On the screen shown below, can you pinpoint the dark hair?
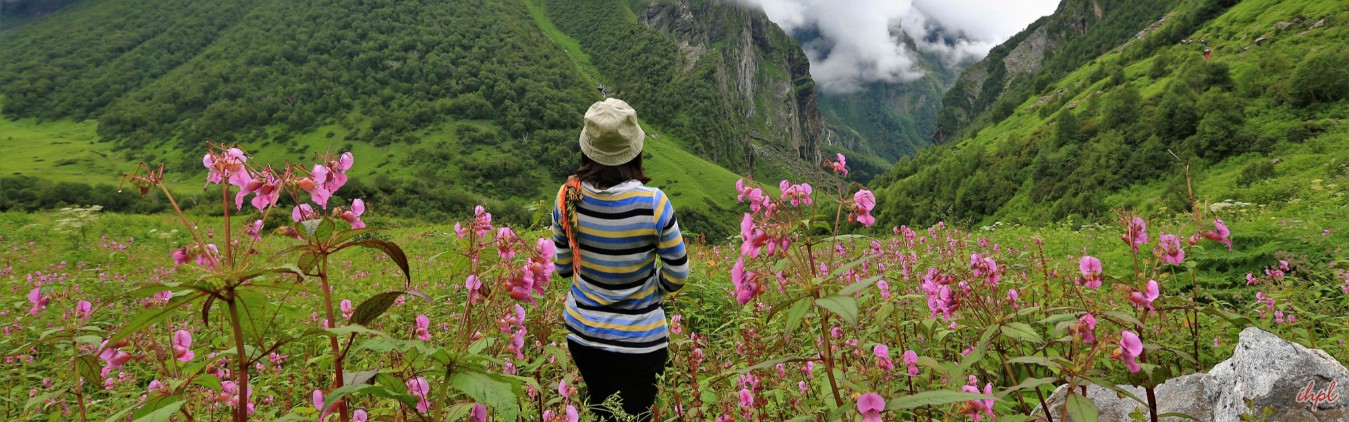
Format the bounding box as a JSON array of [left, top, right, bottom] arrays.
[[574, 154, 650, 189]]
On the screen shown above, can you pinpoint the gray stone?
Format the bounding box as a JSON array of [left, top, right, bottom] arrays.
[[1037, 328, 1348, 421]]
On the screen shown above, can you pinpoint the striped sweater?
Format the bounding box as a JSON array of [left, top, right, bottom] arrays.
[[551, 180, 689, 354]]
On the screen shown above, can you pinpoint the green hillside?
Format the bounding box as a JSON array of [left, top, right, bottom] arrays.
[[934, 0, 1187, 143], [876, 0, 1348, 228], [0, 0, 751, 234]]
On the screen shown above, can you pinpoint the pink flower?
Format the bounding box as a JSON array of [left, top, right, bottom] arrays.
[[970, 253, 1000, 286], [340, 299, 354, 319], [299, 152, 353, 208], [406, 377, 430, 413], [779, 181, 814, 207], [1078, 256, 1103, 289], [173, 330, 194, 363], [313, 389, 341, 421], [465, 275, 482, 296], [470, 403, 488, 422], [340, 199, 366, 229], [1007, 289, 1019, 308], [959, 383, 995, 421], [353, 409, 368, 422], [1203, 219, 1232, 251], [873, 344, 893, 372], [920, 268, 959, 320], [1122, 217, 1149, 253], [670, 314, 683, 335], [564, 405, 579, 422], [1116, 331, 1143, 373], [1077, 313, 1097, 343], [415, 315, 431, 341], [903, 350, 919, 376], [235, 167, 281, 211], [75, 300, 93, 320], [731, 258, 763, 305], [203, 148, 250, 187], [171, 248, 190, 266], [292, 204, 317, 222], [245, 219, 264, 242], [98, 340, 133, 377], [856, 393, 884, 422], [738, 388, 754, 409], [830, 153, 849, 176], [1158, 234, 1185, 265], [27, 287, 49, 315], [851, 190, 877, 227], [739, 214, 769, 257], [1129, 280, 1160, 312]]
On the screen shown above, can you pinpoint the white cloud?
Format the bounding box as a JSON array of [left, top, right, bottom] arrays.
[[741, 0, 1059, 93]]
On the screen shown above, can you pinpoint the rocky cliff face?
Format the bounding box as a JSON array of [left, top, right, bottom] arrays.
[[639, 0, 823, 175]]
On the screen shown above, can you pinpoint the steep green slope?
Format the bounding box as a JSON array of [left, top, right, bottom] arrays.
[[933, 0, 1186, 143], [0, 0, 749, 235], [875, 0, 1348, 227]]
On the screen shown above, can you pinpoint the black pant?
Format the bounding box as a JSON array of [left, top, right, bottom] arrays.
[[567, 340, 668, 422]]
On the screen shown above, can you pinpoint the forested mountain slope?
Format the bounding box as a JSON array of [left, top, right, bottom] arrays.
[[875, 0, 1348, 227], [0, 0, 834, 234], [933, 0, 1184, 143]]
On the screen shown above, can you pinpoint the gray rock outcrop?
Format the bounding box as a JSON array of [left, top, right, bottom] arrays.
[[1039, 327, 1348, 421]]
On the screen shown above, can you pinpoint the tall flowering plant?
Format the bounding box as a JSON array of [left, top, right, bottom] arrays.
[[112, 144, 411, 422]]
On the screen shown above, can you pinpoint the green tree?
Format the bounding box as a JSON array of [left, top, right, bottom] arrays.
[[1102, 85, 1142, 130], [1288, 49, 1349, 106], [1154, 82, 1199, 142], [1054, 109, 1082, 146]]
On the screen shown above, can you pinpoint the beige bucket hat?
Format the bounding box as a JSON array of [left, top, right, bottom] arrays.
[[579, 98, 645, 166]]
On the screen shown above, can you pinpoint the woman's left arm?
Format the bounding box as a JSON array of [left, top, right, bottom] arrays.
[[653, 190, 688, 293]]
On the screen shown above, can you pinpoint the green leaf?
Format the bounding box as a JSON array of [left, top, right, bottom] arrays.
[[998, 377, 1059, 399], [766, 295, 808, 322], [450, 367, 523, 421], [1157, 412, 1202, 420], [1064, 393, 1099, 422], [192, 375, 222, 391], [1006, 356, 1060, 371], [814, 254, 875, 285], [300, 219, 323, 238], [345, 368, 380, 386], [332, 227, 377, 245], [1102, 311, 1144, 330], [297, 251, 320, 275], [836, 275, 883, 297], [107, 291, 208, 347], [814, 294, 858, 325], [75, 355, 100, 391], [959, 324, 1000, 372], [313, 218, 338, 242], [351, 291, 406, 326], [1080, 375, 1147, 405], [131, 395, 184, 422], [784, 298, 811, 333], [238, 264, 304, 283], [1001, 322, 1044, 344], [322, 383, 418, 411], [341, 239, 411, 284], [884, 390, 995, 410]]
